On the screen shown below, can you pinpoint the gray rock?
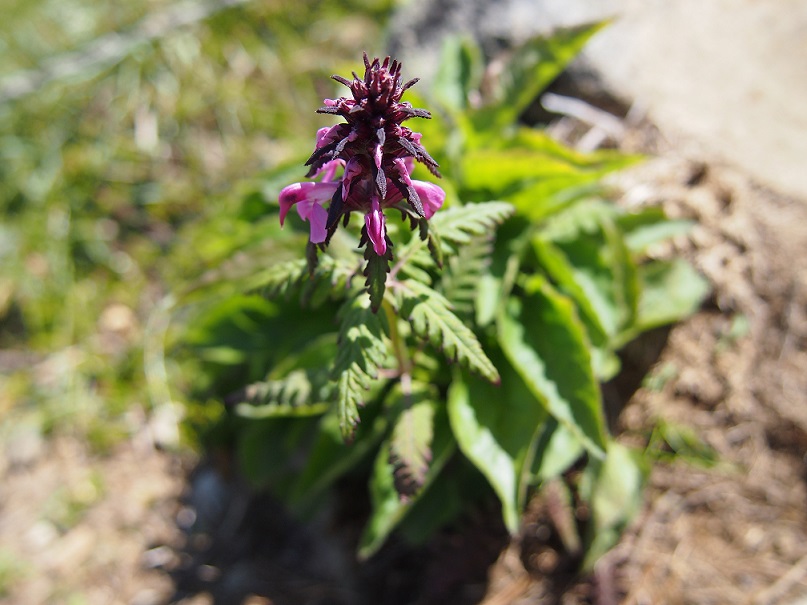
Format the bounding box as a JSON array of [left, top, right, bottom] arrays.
[[390, 0, 807, 199]]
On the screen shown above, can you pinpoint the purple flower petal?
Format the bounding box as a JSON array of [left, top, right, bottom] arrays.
[[278, 182, 338, 244], [412, 180, 445, 219], [297, 199, 329, 243], [365, 196, 387, 256], [342, 157, 363, 201]]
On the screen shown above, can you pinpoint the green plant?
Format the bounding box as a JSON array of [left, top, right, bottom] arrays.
[[169, 24, 709, 564]]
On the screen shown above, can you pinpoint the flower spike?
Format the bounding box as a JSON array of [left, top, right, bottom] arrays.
[[278, 52, 445, 268]]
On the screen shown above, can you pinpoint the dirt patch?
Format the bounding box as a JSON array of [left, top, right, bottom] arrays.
[[0, 431, 184, 605]]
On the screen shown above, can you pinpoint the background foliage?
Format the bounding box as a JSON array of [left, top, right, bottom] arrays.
[[0, 0, 393, 448]]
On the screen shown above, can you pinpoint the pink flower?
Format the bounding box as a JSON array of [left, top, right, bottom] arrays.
[[277, 53, 444, 256], [278, 181, 336, 243]]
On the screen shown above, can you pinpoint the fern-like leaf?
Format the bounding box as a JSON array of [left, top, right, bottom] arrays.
[[332, 295, 391, 440], [386, 382, 438, 499], [440, 234, 494, 319], [364, 245, 392, 313], [250, 255, 354, 305], [389, 400, 435, 499], [229, 369, 331, 418], [392, 279, 500, 383], [429, 201, 514, 254]]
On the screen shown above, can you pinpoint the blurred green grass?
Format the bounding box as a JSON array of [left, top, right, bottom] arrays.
[[0, 0, 395, 450]]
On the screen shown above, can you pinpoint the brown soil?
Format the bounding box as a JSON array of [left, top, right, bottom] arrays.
[[2, 123, 807, 604]]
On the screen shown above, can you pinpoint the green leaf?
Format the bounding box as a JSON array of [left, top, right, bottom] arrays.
[[542, 202, 640, 342], [498, 278, 607, 457], [388, 383, 438, 498], [364, 242, 392, 313], [392, 279, 500, 383], [633, 258, 710, 333], [250, 254, 354, 306], [473, 22, 608, 129], [433, 35, 484, 112], [531, 418, 585, 483], [358, 404, 455, 559], [232, 369, 331, 419], [331, 295, 391, 440], [447, 365, 546, 533], [532, 236, 608, 346], [428, 201, 515, 254], [582, 442, 649, 569], [461, 149, 607, 194], [440, 233, 494, 319], [289, 408, 389, 512], [237, 417, 314, 489], [617, 207, 695, 254]]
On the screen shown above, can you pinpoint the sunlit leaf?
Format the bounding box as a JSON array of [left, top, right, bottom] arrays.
[[633, 258, 710, 334], [531, 418, 585, 483], [498, 278, 607, 457], [331, 295, 391, 440], [392, 279, 499, 382], [472, 22, 608, 129], [447, 363, 546, 533]]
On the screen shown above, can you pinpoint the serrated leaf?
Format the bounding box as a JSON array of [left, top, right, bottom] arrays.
[[232, 369, 330, 419], [331, 296, 391, 440], [393, 279, 499, 383], [429, 201, 514, 254], [358, 404, 455, 559], [498, 279, 607, 457], [250, 254, 354, 305], [364, 244, 392, 313], [440, 234, 494, 319], [388, 385, 437, 498]]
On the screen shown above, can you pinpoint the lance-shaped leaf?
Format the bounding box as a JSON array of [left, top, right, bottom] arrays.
[[358, 403, 455, 559], [392, 279, 499, 383], [472, 22, 607, 130], [447, 364, 547, 533], [364, 241, 392, 313], [498, 277, 607, 457], [581, 441, 649, 570], [331, 295, 391, 440], [388, 384, 437, 498]]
